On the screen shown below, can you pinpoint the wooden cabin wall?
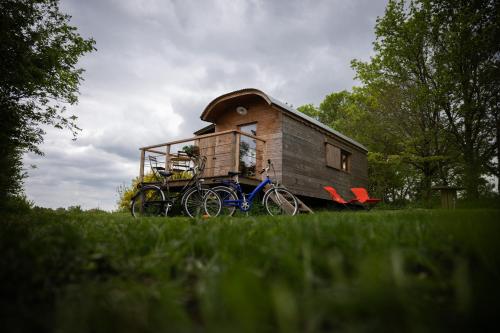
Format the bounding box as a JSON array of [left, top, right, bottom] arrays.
[[197, 132, 236, 178], [214, 101, 283, 182], [281, 113, 368, 200]]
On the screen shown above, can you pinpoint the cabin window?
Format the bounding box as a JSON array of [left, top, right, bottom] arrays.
[[326, 143, 350, 172], [238, 123, 257, 177], [340, 150, 350, 172], [239, 123, 257, 136]]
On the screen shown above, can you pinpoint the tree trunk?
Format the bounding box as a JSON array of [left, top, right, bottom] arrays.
[[497, 115, 500, 194], [421, 161, 433, 206], [463, 142, 481, 199]]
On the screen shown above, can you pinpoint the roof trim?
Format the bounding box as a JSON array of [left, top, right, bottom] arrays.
[[201, 88, 272, 121], [193, 123, 215, 136], [200, 88, 368, 151]]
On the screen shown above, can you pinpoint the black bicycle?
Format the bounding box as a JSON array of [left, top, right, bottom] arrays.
[[130, 153, 221, 218]]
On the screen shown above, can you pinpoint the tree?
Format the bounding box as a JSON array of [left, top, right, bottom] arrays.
[[299, 87, 422, 203], [298, 0, 499, 203], [429, 0, 500, 197], [0, 0, 95, 203], [351, 0, 455, 202], [351, 0, 499, 199]]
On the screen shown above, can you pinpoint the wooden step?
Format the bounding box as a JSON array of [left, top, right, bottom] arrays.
[[296, 196, 314, 214]]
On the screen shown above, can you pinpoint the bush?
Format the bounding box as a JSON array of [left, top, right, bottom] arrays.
[[2, 195, 33, 213], [117, 172, 193, 211]]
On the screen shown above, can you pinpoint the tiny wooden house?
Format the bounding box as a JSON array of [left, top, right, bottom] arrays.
[[139, 88, 368, 203]]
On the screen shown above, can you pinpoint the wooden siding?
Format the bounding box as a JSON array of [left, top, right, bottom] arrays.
[[197, 131, 267, 178], [198, 133, 238, 177], [281, 113, 368, 200], [212, 99, 283, 182]]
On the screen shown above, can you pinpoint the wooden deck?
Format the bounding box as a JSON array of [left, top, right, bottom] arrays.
[[138, 129, 267, 183], [162, 176, 262, 190]]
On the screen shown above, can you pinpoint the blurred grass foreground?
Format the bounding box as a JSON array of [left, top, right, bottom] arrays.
[[1, 209, 499, 332]]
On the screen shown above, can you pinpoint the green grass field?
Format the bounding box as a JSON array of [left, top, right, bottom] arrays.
[[1, 209, 499, 332]]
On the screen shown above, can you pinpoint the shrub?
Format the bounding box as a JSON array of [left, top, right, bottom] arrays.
[[116, 171, 193, 211]]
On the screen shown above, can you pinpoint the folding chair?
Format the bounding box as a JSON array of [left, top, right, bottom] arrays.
[[350, 188, 381, 209], [323, 186, 359, 209]]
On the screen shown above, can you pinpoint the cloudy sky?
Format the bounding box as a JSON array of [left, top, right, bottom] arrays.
[[23, 0, 388, 210]]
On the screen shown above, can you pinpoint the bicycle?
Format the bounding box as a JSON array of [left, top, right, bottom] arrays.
[[212, 159, 299, 216], [130, 153, 221, 218]]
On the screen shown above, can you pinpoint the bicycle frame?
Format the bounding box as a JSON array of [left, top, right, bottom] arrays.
[[133, 156, 207, 215], [222, 176, 273, 212]]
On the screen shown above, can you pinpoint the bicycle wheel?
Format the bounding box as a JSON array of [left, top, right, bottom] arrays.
[[183, 188, 221, 218], [264, 187, 299, 216], [204, 189, 222, 217], [212, 186, 238, 216], [131, 186, 165, 217]]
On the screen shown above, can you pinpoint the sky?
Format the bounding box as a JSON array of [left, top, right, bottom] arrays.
[[23, 0, 388, 211]]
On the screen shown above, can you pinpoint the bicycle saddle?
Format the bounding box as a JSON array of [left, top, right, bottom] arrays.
[[227, 171, 242, 176]]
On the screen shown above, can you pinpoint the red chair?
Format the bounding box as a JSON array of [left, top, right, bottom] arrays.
[[350, 188, 381, 208], [323, 186, 359, 209]]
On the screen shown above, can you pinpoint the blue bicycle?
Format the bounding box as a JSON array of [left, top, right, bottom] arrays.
[[212, 160, 299, 216]]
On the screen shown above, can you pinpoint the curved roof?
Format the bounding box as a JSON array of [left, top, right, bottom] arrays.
[[201, 88, 367, 151]]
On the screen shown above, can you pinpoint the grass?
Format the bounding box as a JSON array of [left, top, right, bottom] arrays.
[[1, 208, 499, 332]]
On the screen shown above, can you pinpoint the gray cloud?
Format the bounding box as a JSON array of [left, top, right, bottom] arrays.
[[23, 0, 387, 210]]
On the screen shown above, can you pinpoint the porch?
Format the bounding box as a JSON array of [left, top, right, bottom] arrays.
[[138, 130, 267, 187]]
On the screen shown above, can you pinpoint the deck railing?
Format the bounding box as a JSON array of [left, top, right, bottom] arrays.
[[138, 130, 266, 182]]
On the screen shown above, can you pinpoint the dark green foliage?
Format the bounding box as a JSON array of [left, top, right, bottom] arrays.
[[300, 0, 500, 203], [1, 209, 499, 332], [360, 0, 500, 199], [182, 145, 200, 157], [0, 0, 95, 204]]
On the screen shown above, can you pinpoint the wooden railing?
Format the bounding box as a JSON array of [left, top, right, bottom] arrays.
[[138, 130, 266, 182]]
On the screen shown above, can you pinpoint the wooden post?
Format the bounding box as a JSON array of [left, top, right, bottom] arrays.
[[234, 132, 240, 172], [262, 140, 268, 181], [139, 149, 145, 182], [165, 144, 170, 172], [441, 189, 456, 209], [431, 186, 462, 209]]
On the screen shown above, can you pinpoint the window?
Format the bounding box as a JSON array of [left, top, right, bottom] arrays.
[[341, 150, 350, 172], [326, 143, 340, 169], [239, 123, 257, 136], [326, 143, 350, 172], [238, 123, 257, 177]]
